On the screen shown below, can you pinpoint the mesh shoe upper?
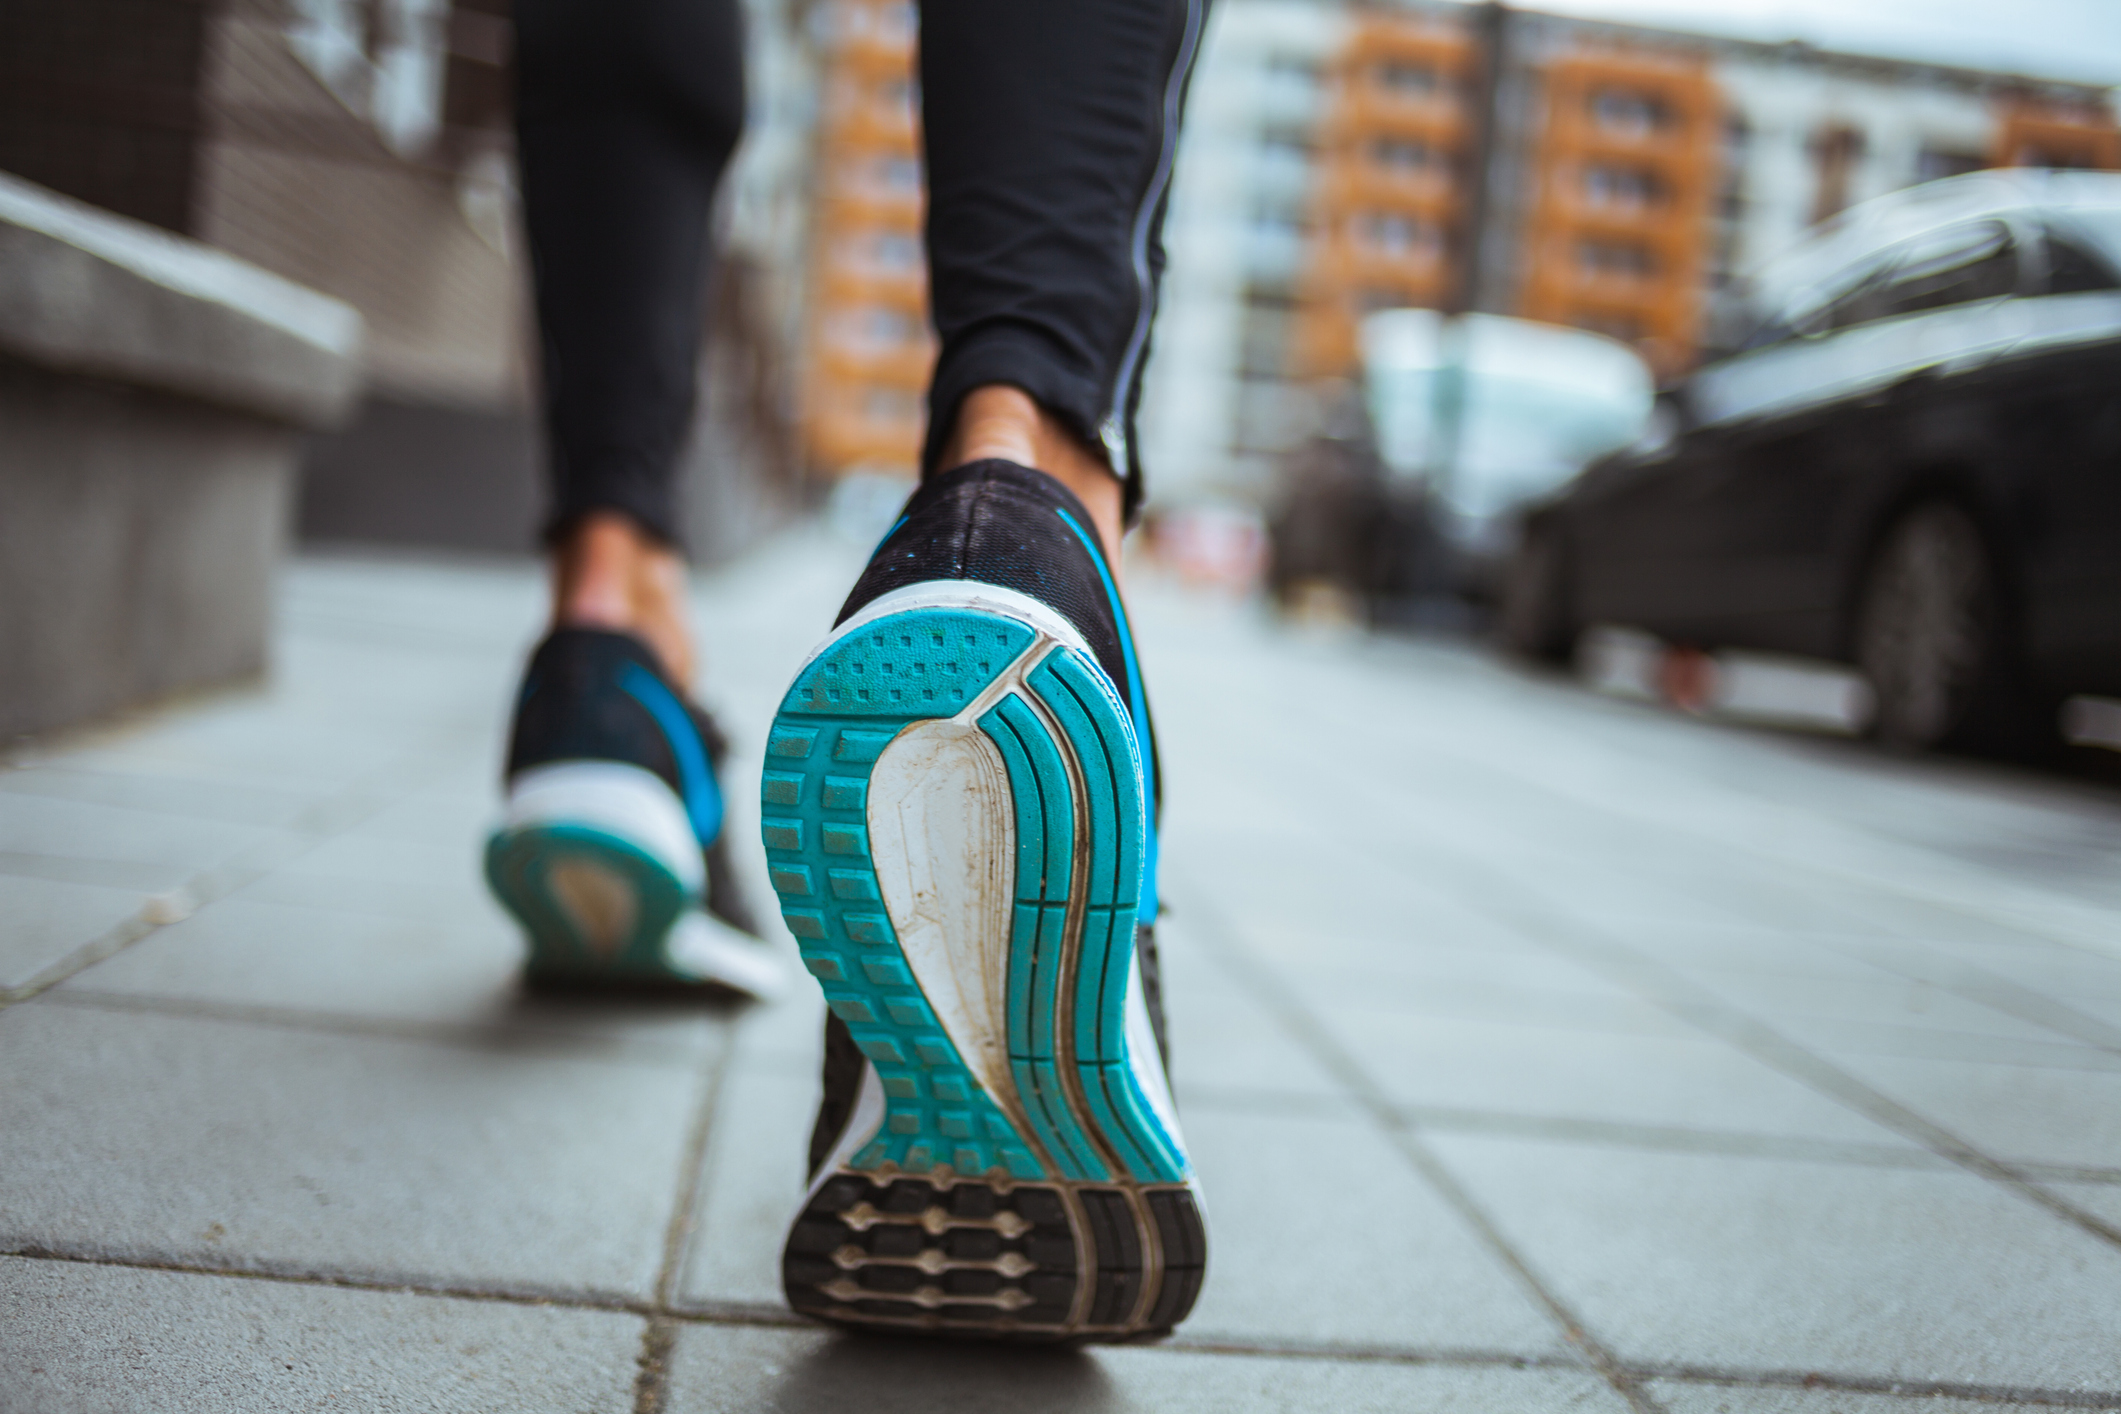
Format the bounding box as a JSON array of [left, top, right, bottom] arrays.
[[840, 460, 1131, 704]]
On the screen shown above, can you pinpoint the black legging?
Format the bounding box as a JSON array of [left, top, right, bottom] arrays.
[[515, 0, 1208, 547]]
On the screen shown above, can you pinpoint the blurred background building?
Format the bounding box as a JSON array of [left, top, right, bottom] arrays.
[[2, 0, 2113, 557], [1141, 0, 2120, 510]]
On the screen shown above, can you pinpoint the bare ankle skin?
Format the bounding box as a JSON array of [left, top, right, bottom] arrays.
[[550, 511, 696, 685], [937, 385, 1126, 570]]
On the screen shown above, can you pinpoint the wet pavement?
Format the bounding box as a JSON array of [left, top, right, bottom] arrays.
[[4, 528, 2119, 1412]]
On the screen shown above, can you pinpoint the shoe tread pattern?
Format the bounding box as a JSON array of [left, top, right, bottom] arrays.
[[783, 1173, 1206, 1338], [764, 611, 1046, 1180], [766, 603, 1204, 1337]]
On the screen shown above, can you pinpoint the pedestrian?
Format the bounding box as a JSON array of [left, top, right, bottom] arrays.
[[483, 0, 1209, 1339]]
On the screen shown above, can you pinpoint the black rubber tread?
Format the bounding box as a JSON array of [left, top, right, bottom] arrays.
[[1144, 1188, 1207, 1330], [784, 1172, 1201, 1338], [784, 1174, 1079, 1331]]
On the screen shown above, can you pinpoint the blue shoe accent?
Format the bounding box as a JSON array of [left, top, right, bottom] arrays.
[[617, 660, 725, 846], [1053, 507, 1159, 924], [762, 603, 1186, 1187]]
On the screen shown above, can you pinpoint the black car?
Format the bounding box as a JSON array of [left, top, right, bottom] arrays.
[[1503, 170, 2121, 752]]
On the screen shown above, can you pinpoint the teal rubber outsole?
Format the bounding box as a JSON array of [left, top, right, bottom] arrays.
[[485, 824, 691, 982], [761, 606, 1185, 1187]]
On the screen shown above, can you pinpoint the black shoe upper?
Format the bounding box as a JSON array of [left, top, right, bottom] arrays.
[[838, 459, 1135, 703], [839, 459, 1162, 841], [504, 627, 757, 935]]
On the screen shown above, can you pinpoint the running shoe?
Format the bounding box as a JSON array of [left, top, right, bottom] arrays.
[[487, 627, 784, 999], [764, 459, 1205, 1340]]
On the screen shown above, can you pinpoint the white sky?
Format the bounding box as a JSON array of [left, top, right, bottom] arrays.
[[1522, 0, 2121, 87]]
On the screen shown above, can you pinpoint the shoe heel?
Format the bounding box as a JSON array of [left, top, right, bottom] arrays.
[[487, 762, 701, 981]]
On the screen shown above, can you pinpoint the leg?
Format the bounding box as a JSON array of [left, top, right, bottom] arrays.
[[771, 0, 1210, 1339], [921, 0, 1209, 543], [486, 0, 782, 1000], [516, 0, 747, 684]]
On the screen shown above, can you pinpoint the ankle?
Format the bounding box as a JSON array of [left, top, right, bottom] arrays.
[[939, 385, 1125, 569], [551, 512, 696, 685]]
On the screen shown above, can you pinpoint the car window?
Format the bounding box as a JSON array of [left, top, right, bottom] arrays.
[[1869, 221, 2017, 320], [1739, 251, 1895, 350], [2043, 229, 2121, 295]]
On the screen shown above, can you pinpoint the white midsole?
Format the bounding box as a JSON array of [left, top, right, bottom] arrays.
[[500, 761, 704, 894], [667, 912, 787, 999]]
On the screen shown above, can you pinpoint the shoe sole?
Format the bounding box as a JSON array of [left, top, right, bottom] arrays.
[[763, 582, 1206, 1339], [488, 761, 781, 996], [486, 822, 691, 982]]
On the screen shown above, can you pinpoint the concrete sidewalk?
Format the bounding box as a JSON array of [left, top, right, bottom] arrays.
[[4, 529, 2120, 1412]]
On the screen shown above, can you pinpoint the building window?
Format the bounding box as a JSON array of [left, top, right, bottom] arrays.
[[1810, 124, 1865, 224], [1589, 88, 1669, 139], [1375, 61, 1441, 99], [1582, 163, 1665, 211], [837, 231, 923, 277], [872, 156, 923, 194], [1370, 137, 1434, 176], [1354, 211, 1440, 258], [828, 305, 921, 354], [286, 0, 450, 154], [1576, 237, 1655, 279]]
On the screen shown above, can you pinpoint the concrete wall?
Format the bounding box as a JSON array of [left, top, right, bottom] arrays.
[[0, 172, 361, 742], [0, 364, 293, 739]]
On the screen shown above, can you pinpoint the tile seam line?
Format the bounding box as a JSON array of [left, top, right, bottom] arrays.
[[0, 745, 461, 1009], [1416, 717, 2121, 973], [1636, 1361, 2121, 1409], [1475, 888, 2121, 1252], [32, 988, 712, 1069], [1280, 682, 2121, 981], [1276, 779, 2121, 1252], [9, 1244, 2114, 1403], [1167, 873, 1668, 1414], [635, 1019, 738, 1414], [1376, 1102, 2121, 1185], [1180, 1080, 2121, 1183]]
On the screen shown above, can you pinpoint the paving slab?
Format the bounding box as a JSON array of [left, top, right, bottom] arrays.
[[1818, 1052, 2121, 1168], [1333, 1009, 1912, 1147], [661, 1321, 1628, 1414], [1175, 1106, 1562, 1351], [1646, 1387, 2121, 1414], [0, 762, 322, 828], [676, 1059, 817, 1310], [1428, 1133, 2121, 1389], [0, 1255, 642, 1413], [1154, 922, 1346, 1101], [0, 872, 148, 992], [0, 790, 289, 878], [1773, 1016, 2121, 1072], [55, 895, 729, 1055], [0, 1002, 705, 1299]]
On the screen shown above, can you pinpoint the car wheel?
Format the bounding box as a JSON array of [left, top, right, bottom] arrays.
[[1499, 520, 1575, 664], [1855, 501, 2011, 751]]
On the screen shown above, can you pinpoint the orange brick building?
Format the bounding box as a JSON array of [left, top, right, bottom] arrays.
[[801, 1, 932, 479]]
